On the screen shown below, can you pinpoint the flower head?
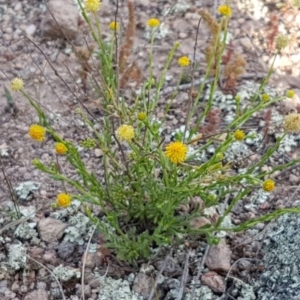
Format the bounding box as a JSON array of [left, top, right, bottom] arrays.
[[218, 5, 232, 17], [80, 138, 96, 149], [165, 141, 188, 164], [286, 89, 295, 98], [85, 0, 101, 13], [235, 95, 241, 103], [262, 179, 275, 192], [29, 124, 46, 142], [137, 112, 147, 121], [116, 124, 135, 141], [261, 93, 270, 102], [283, 113, 300, 133], [275, 34, 289, 51], [109, 21, 120, 31], [178, 56, 190, 67], [10, 77, 24, 92], [147, 18, 160, 28], [57, 193, 71, 207], [55, 142, 68, 155], [234, 129, 245, 141]]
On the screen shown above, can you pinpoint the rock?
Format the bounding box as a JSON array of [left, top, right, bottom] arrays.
[[94, 148, 103, 157], [201, 271, 225, 293], [37, 218, 68, 243], [237, 259, 252, 271], [41, 0, 79, 40], [76, 284, 91, 298], [205, 239, 232, 273], [237, 37, 253, 51], [43, 250, 57, 265], [189, 216, 211, 229], [289, 174, 300, 185], [81, 246, 105, 269], [24, 289, 49, 300], [11, 281, 19, 292], [154, 256, 182, 276], [25, 24, 37, 36], [132, 273, 152, 299], [58, 242, 75, 260]]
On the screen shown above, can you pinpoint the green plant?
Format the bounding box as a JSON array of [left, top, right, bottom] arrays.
[[16, 2, 300, 265]]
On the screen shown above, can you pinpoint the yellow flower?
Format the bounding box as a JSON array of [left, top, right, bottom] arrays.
[[165, 141, 188, 164], [262, 179, 275, 192], [147, 18, 160, 28], [55, 142, 68, 155], [116, 124, 135, 141], [109, 21, 120, 31], [261, 93, 270, 102], [234, 129, 245, 141], [10, 77, 24, 92], [178, 56, 190, 67], [218, 5, 232, 17], [283, 113, 300, 133], [275, 34, 289, 51], [286, 90, 295, 98], [137, 112, 147, 121], [29, 124, 46, 142], [57, 193, 71, 207], [85, 0, 101, 13]]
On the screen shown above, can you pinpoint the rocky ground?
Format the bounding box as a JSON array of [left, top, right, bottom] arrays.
[[1, 0, 300, 299]]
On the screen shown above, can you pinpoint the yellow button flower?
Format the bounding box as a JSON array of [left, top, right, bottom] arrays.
[[283, 113, 300, 133], [218, 5, 232, 17], [178, 56, 190, 67], [262, 179, 275, 192], [275, 34, 289, 51], [116, 124, 135, 141], [234, 129, 245, 141], [55, 142, 68, 155], [165, 141, 188, 164], [29, 124, 46, 142], [57, 193, 71, 207], [286, 90, 295, 98], [109, 21, 120, 31], [11, 77, 24, 92], [147, 18, 160, 28], [261, 93, 270, 102], [85, 0, 101, 13], [137, 112, 147, 121]]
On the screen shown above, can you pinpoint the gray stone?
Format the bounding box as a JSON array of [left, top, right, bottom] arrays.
[[25, 24, 37, 36], [201, 271, 225, 294], [24, 289, 49, 300], [41, 0, 79, 40], [37, 218, 68, 243], [132, 273, 152, 299], [205, 239, 232, 273]]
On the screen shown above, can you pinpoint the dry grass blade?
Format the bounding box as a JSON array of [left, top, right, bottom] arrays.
[[176, 250, 192, 300], [26, 254, 66, 300], [81, 223, 97, 300], [190, 245, 210, 299], [147, 255, 171, 300]]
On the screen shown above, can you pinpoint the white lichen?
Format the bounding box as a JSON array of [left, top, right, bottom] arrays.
[[8, 243, 27, 271], [53, 265, 81, 282], [14, 222, 37, 240], [97, 277, 143, 300], [14, 181, 40, 200]]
